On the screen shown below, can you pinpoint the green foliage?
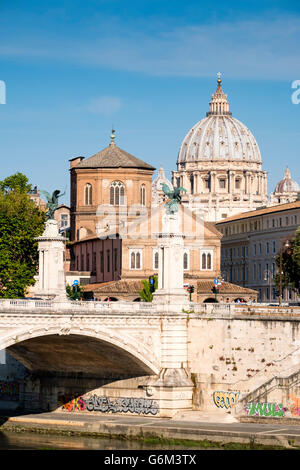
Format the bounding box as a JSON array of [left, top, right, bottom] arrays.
[[0, 173, 46, 298], [274, 227, 300, 292], [66, 284, 84, 300], [139, 276, 158, 302], [0, 172, 32, 194]]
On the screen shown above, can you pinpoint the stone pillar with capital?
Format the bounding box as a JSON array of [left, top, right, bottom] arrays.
[[34, 219, 67, 300], [153, 212, 189, 306]]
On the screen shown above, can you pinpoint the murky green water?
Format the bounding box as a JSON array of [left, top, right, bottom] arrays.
[[0, 430, 210, 450]]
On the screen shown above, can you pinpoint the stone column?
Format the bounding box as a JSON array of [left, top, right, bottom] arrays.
[[151, 211, 193, 417], [34, 219, 67, 300], [153, 212, 188, 306]]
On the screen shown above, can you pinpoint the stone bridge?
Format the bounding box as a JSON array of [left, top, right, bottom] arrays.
[[1, 299, 300, 419]]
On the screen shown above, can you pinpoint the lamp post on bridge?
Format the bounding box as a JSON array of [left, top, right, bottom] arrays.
[[279, 239, 291, 306]]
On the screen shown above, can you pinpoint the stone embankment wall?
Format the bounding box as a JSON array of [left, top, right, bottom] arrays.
[[187, 305, 300, 419]]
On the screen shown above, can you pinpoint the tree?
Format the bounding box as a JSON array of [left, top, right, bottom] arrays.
[[0, 172, 32, 194], [274, 227, 300, 293], [0, 173, 46, 298], [139, 276, 158, 302], [66, 284, 84, 300]]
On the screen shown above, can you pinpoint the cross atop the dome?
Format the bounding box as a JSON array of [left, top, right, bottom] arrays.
[[217, 72, 222, 81]]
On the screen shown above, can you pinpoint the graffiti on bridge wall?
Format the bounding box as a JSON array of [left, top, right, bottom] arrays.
[[58, 394, 85, 412], [213, 391, 240, 409], [289, 395, 300, 417], [245, 402, 286, 417], [58, 394, 159, 415], [0, 381, 19, 401]]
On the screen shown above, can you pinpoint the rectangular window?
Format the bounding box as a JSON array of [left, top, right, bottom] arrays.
[[100, 251, 104, 273], [266, 241, 269, 255], [153, 249, 159, 270], [113, 248, 118, 271], [107, 250, 110, 272], [61, 214, 68, 227], [258, 263, 262, 280], [272, 241, 276, 253], [286, 216, 289, 226], [92, 252, 96, 274], [253, 263, 256, 281], [219, 179, 226, 189]]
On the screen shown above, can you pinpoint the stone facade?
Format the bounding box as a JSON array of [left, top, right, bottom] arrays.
[[216, 200, 300, 303]]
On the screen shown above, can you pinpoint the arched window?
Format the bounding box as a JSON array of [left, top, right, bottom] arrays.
[[235, 178, 241, 189], [153, 250, 159, 270], [130, 250, 142, 270], [130, 252, 135, 269], [136, 252, 141, 269], [183, 252, 189, 270], [84, 183, 92, 205], [201, 251, 213, 270], [207, 253, 212, 270], [110, 181, 125, 205], [140, 184, 146, 206]]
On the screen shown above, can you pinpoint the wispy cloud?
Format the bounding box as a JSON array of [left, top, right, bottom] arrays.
[[1, 13, 300, 80], [85, 96, 122, 115]]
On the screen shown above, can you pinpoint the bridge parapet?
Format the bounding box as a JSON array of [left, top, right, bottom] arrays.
[[1, 299, 300, 318]]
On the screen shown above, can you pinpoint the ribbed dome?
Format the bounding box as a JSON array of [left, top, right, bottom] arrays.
[[274, 167, 300, 193], [177, 78, 262, 164]]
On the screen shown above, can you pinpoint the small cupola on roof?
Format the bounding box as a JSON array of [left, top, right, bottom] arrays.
[[274, 167, 300, 194]]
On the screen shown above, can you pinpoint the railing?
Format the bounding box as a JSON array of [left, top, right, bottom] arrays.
[[0, 298, 300, 317]]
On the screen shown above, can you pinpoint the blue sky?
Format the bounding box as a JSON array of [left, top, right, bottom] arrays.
[[0, 0, 300, 205]]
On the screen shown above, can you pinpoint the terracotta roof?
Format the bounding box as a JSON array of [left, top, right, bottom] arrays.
[[84, 279, 257, 296], [197, 280, 257, 295], [73, 143, 155, 171], [216, 200, 300, 225], [84, 280, 143, 294]]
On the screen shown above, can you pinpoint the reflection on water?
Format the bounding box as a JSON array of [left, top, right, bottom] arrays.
[[0, 430, 206, 450]]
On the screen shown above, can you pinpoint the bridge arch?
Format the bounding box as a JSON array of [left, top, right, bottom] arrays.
[[2, 325, 160, 377]]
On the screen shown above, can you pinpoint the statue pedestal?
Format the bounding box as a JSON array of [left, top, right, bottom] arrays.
[[34, 219, 67, 300], [153, 212, 188, 306]]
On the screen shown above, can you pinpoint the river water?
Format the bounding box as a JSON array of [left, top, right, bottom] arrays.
[[0, 430, 211, 450]]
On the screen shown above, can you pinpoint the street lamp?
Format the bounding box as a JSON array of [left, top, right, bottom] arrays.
[[279, 239, 291, 306], [263, 269, 272, 303]]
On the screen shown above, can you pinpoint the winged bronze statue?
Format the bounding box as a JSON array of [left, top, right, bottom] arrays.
[[40, 189, 66, 220], [161, 183, 187, 214]]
